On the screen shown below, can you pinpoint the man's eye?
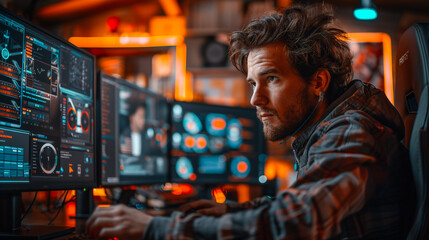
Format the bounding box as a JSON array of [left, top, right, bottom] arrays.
[[268, 76, 277, 82]]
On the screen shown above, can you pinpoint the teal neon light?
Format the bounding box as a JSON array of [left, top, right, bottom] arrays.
[[354, 8, 377, 20]]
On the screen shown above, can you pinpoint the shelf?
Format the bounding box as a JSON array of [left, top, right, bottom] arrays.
[[186, 28, 238, 37], [187, 67, 243, 78]]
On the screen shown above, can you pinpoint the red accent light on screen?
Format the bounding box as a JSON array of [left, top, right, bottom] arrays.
[[212, 188, 226, 203], [196, 137, 207, 149], [172, 184, 183, 195], [212, 118, 226, 130], [185, 136, 195, 148], [107, 16, 120, 32], [180, 184, 193, 195], [189, 173, 196, 181], [0, 134, 12, 139], [237, 161, 248, 173]]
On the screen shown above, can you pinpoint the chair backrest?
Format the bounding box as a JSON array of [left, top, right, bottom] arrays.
[[395, 22, 429, 240]]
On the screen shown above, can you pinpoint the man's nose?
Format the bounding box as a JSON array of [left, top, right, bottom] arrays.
[[250, 85, 268, 107]]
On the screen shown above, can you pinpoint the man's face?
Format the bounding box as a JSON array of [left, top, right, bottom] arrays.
[[130, 107, 146, 133], [247, 43, 316, 141]]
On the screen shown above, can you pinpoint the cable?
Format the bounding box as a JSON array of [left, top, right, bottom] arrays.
[[64, 195, 76, 205], [57, 190, 68, 201], [20, 192, 38, 223], [48, 190, 69, 225], [46, 190, 67, 213]]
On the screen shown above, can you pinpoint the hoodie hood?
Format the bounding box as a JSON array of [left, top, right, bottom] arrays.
[[293, 80, 405, 149]]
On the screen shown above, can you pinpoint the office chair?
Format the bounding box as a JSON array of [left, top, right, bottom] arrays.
[[394, 22, 429, 240]]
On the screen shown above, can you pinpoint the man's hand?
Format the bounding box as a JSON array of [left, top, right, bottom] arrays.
[[178, 199, 227, 217], [86, 204, 153, 240]]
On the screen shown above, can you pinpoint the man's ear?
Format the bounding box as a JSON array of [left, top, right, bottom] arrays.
[[310, 69, 330, 99]]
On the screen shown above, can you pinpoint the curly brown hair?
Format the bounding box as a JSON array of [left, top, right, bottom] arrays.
[[229, 5, 353, 103]]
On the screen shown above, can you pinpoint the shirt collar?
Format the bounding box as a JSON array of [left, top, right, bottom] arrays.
[[292, 80, 364, 153]]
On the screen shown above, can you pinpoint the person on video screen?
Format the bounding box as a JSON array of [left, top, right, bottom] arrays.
[[120, 94, 148, 157], [119, 93, 160, 176]]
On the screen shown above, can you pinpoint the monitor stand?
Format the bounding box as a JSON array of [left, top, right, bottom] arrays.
[[0, 191, 74, 239], [73, 189, 94, 234], [116, 188, 136, 205]]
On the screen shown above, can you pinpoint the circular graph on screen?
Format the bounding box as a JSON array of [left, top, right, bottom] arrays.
[[39, 143, 58, 174], [2, 48, 9, 60], [206, 113, 227, 136], [194, 134, 209, 153], [183, 112, 202, 134], [172, 132, 182, 149], [81, 110, 90, 132], [182, 134, 195, 152], [67, 107, 77, 130], [227, 118, 243, 149], [172, 104, 183, 122], [176, 157, 194, 180], [230, 156, 250, 179], [209, 137, 225, 153], [155, 127, 168, 151]]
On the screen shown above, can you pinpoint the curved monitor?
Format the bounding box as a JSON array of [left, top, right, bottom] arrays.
[[170, 101, 267, 184], [98, 72, 169, 186], [0, 7, 96, 191]]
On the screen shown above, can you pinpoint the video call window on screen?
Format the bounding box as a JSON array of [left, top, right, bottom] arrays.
[[99, 72, 169, 186], [170, 101, 267, 184], [0, 7, 96, 191]]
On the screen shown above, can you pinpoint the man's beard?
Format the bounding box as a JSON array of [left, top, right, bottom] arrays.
[[258, 88, 314, 142], [262, 123, 289, 141]]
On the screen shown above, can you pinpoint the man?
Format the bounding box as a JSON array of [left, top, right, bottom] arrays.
[[86, 5, 414, 239]]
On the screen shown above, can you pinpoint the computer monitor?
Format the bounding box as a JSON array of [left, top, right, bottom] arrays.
[[0, 6, 95, 237], [170, 101, 267, 184], [98, 72, 169, 186], [0, 7, 96, 192]]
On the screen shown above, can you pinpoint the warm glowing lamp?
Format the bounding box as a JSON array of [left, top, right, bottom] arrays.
[[354, 0, 377, 20], [107, 16, 120, 32]]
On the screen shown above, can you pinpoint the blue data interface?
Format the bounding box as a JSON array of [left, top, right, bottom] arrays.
[[0, 11, 95, 189]]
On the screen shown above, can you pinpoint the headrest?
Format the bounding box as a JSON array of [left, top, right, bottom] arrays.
[[394, 23, 429, 146]]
